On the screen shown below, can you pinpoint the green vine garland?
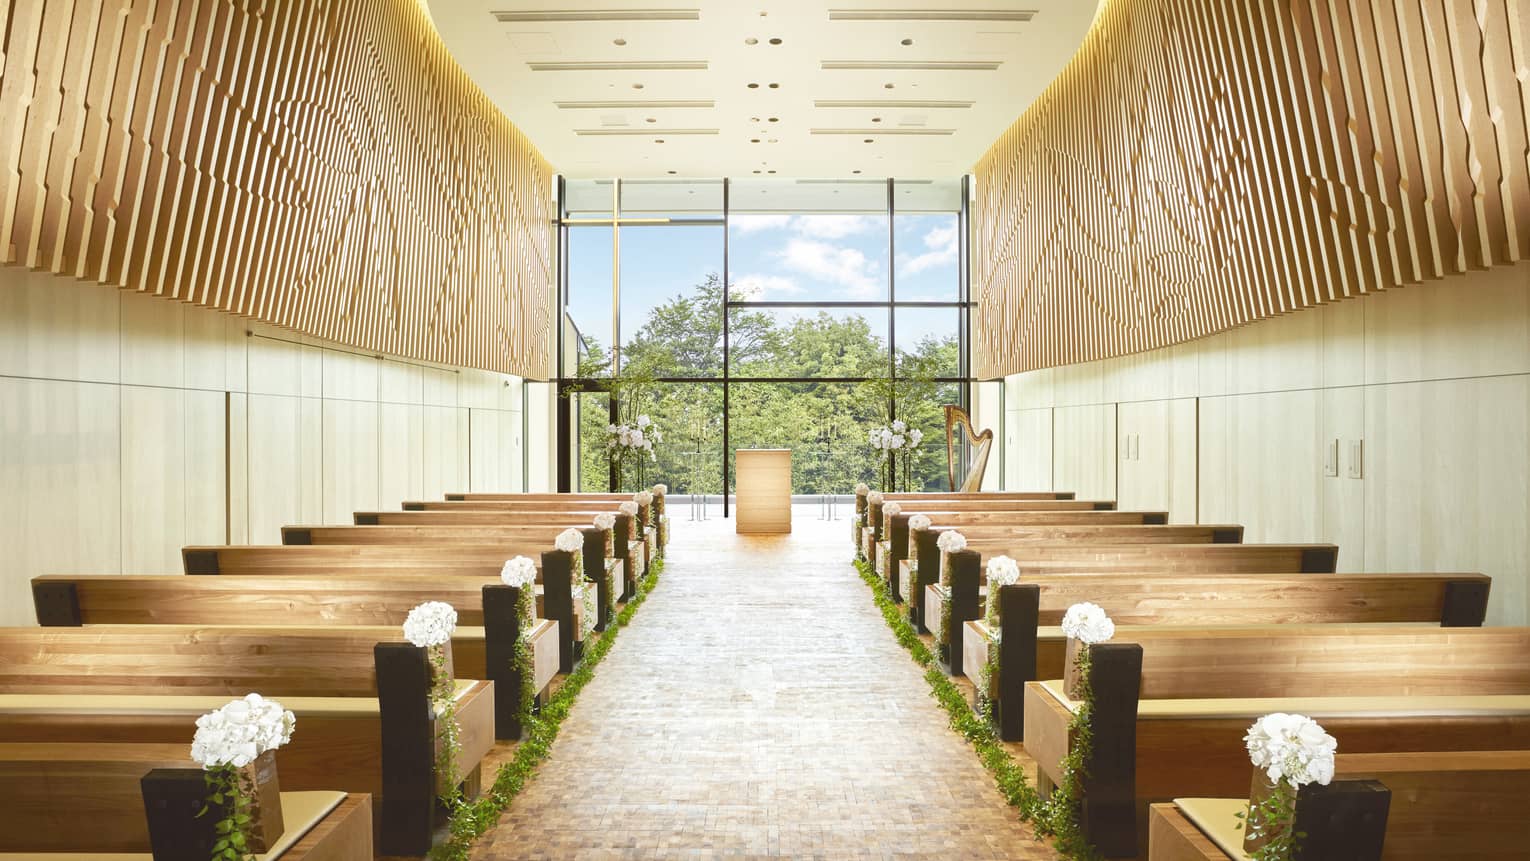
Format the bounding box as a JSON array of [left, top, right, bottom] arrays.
[[853, 558, 1100, 859], [200, 764, 257, 860], [1029, 646, 1101, 861], [429, 559, 664, 860], [431, 644, 464, 811], [1236, 779, 1303, 860], [512, 584, 537, 726]]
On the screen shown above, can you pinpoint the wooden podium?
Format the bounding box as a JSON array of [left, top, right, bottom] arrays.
[[735, 449, 791, 534]]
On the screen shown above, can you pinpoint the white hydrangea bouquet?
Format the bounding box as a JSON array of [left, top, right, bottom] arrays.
[[403, 601, 463, 806], [501, 556, 540, 728], [979, 555, 1020, 709], [1060, 601, 1115, 698], [191, 693, 296, 853], [1238, 713, 1337, 859], [907, 513, 931, 564], [606, 414, 661, 490], [867, 420, 924, 492], [934, 530, 967, 651]]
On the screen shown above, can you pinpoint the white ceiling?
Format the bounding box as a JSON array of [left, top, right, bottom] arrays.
[[425, 0, 1102, 179]]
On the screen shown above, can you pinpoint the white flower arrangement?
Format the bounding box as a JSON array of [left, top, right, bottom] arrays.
[[986, 555, 1020, 587], [909, 514, 932, 531], [403, 601, 457, 648], [593, 513, 616, 532], [606, 415, 661, 462], [1245, 713, 1337, 787], [883, 502, 902, 518], [619, 500, 639, 517], [867, 490, 885, 506], [634, 490, 654, 506], [191, 693, 296, 769], [854, 482, 869, 495], [652, 484, 668, 496], [555, 527, 585, 554], [501, 556, 537, 590], [1060, 602, 1115, 644], [936, 530, 967, 554]]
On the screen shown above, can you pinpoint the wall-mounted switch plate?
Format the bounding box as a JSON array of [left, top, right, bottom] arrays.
[[1346, 439, 1364, 479], [1323, 438, 1339, 476], [1131, 434, 1141, 461]]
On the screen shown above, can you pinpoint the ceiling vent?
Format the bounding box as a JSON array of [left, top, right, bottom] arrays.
[[493, 9, 701, 22], [529, 60, 708, 71], [820, 60, 1001, 71], [898, 115, 928, 127], [599, 114, 629, 127], [826, 9, 1037, 21]]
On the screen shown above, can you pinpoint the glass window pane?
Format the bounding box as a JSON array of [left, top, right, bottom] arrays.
[[566, 226, 613, 376], [895, 306, 960, 379], [619, 225, 724, 378], [727, 306, 889, 378], [729, 178, 889, 302], [619, 178, 724, 219], [894, 179, 960, 302], [564, 179, 615, 219], [639, 382, 723, 495], [727, 382, 883, 494], [575, 391, 611, 492]]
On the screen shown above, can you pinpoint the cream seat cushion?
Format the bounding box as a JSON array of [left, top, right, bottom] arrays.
[[1037, 678, 1530, 719], [0, 680, 477, 718], [0, 790, 345, 861], [1174, 797, 1250, 861]]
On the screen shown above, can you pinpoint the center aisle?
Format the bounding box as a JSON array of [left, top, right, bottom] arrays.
[[474, 509, 1055, 859]]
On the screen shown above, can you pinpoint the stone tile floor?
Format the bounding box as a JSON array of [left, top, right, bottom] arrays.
[[470, 510, 1057, 859]]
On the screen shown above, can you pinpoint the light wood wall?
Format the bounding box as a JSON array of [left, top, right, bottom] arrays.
[[973, 0, 1530, 378], [1001, 262, 1530, 625], [0, 265, 528, 626], [0, 0, 554, 378]]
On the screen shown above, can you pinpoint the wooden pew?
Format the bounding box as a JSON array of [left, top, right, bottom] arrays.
[[1022, 626, 1530, 857], [31, 573, 560, 740], [0, 625, 497, 856], [1149, 750, 1530, 860], [281, 522, 631, 622], [442, 491, 670, 548], [907, 535, 1340, 659], [381, 501, 662, 574], [971, 573, 1491, 739], [859, 498, 1120, 561], [0, 742, 372, 858], [182, 543, 589, 673]]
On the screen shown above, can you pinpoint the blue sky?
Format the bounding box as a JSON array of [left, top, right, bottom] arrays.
[[567, 212, 961, 358]]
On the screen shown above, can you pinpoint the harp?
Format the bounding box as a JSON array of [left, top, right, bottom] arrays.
[[944, 405, 994, 492]]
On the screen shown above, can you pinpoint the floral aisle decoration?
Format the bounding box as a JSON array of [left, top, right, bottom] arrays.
[[907, 514, 932, 566], [978, 555, 1020, 719], [591, 515, 618, 614], [594, 512, 616, 556], [861, 490, 885, 560], [651, 484, 668, 546], [934, 530, 967, 651], [878, 502, 902, 574], [605, 414, 662, 491], [1237, 713, 1337, 860], [192, 693, 296, 857], [404, 601, 461, 807], [1031, 602, 1117, 857], [633, 490, 655, 555], [501, 557, 539, 726], [853, 483, 870, 545], [867, 420, 924, 491], [556, 527, 596, 638]]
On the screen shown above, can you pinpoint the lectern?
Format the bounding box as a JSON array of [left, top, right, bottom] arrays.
[[735, 449, 791, 533]]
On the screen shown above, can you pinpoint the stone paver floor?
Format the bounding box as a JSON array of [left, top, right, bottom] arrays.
[[471, 510, 1057, 859]]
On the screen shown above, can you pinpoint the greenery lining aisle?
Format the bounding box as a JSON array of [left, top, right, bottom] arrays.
[[432, 559, 665, 860], [852, 557, 1100, 860]]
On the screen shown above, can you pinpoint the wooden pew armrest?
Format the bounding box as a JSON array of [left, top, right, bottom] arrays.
[[1022, 681, 1074, 790], [1148, 802, 1235, 861], [1165, 799, 1246, 860]]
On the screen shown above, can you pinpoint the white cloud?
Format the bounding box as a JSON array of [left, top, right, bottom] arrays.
[[731, 214, 792, 234], [777, 239, 880, 296], [790, 214, 877, 239], [731, 273, 802, 300], [899, 223, 958, 275]]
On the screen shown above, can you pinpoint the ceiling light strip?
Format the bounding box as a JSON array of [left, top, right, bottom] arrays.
[[826, 9, 1036, 21], [820, 60, 1000, 71], [493, 9, 701, 22], [529, 60, 708, 71]]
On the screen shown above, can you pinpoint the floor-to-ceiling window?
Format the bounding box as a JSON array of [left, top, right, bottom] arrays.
[[556, 177, 971, 508]]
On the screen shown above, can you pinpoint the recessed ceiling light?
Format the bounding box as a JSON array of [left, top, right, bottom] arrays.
[[767, 138, 778, 143], [767, 169, 776, 174], [632, 83, 645, 89], [753, 169, 762, 174], [750, 116, 761, 122], [747, 82, 760, 89], [654, 138, 665, 143], [900, 38, 913, 46], [646, 117, 657, 123], [768, 117, 779, 122], [884, 83, 895, 89], [745, 37, 758, 45], [863, 138, 874, 143], [751, 138, 761, 143], [871, 117, 882, 123], [768, 82, 780, 89], [852, 169, 862, 174], [768, 37, 782, 45], [614, 38, 627, 46], [667, 170, 677, 175]]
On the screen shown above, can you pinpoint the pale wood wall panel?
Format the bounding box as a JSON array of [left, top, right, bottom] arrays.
[[0, 0, 554, 378], [1051, 404, 1116, 500], [973, 0, 1530, 378]]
